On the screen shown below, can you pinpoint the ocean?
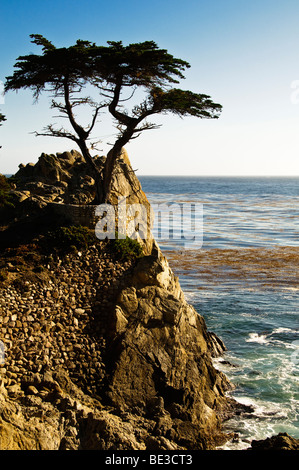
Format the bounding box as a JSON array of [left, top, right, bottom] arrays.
[[138, 175, 299, 450]]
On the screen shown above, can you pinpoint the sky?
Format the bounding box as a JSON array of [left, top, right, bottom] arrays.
[[1, 0, 299, 176]]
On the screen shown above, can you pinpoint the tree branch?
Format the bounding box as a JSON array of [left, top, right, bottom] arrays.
[[86, 104, 106, 137], [63, 78, 88, 140], [32, 124, 79, 143]]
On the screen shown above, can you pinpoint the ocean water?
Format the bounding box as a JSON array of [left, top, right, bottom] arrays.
[[139, 176, 299, 449]]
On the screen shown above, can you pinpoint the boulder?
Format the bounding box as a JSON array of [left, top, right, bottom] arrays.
[[8, 149, 154, 254], [249, 433, 299, 451]]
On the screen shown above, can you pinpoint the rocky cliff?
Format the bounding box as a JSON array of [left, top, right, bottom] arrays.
[[0, 150, 239, 450]]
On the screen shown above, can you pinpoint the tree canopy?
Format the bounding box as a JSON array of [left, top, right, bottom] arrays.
[[5, 34, 104, 176], [5, 35, 222, 202]]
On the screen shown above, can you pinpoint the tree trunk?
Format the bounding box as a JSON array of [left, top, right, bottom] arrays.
[[103, 147, 121, 203], [77, 140, 104, 204], [102, 130, 133, 203], [63, 80, 105, 204]]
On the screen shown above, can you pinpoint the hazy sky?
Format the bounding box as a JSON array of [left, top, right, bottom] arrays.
[[1, 0, 299, 175]]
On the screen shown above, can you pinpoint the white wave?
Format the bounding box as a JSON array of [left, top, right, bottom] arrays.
[[246, 328, 299, 346], [272, 327, 299, 335], [234, 395, 287, 419], [219, 393, 298, 450], [246, 333, 269, 344]]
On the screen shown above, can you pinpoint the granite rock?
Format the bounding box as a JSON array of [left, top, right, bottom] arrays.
[[0, 149, 259, 450]]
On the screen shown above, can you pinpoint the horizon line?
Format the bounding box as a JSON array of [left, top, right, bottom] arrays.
[[3, 172, 299, 178], [137, 174, 299, 178]]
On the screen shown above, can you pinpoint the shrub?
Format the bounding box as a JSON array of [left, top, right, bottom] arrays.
[[44, 225, 95, 253], [0, 174, 14, 209], [110, 236, 144, 261]]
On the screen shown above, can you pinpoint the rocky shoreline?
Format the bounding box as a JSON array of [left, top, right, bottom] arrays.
[[0, 150, 298, 450], [0, 235, 236, 450]]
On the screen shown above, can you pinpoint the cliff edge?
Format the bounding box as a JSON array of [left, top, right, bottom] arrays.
[[0, 150, 237, 449]]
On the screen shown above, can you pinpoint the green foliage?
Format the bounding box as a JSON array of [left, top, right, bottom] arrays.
[[5, 34, 222, 202], [92, 40, 191, 88], [149, 87, 222, 118], [44, 225, 95, 253], [4, 36, 190, 96], [0, 174, 9, 190], [110, 236, 144, 261], [0, 174, 14, 209], [0, 113, 6, 125], [0, 112, 6, 150], [5, 35, 91, 96], [4, 34, 222, 133]]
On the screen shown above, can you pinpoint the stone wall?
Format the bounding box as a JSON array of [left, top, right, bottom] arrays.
[[48, 201, 153, 254], [48, 203, 99, 228]]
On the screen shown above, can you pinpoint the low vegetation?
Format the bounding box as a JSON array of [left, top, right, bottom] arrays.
[[43, 225, 96, 253], [109, 235, 144, 261], [0, 173, 14, 209]]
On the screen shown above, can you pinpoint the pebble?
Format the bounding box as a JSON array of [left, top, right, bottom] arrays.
[[27, 385, 39, 395], [74, 308, 85, 315], [0, 246, 134, 397]]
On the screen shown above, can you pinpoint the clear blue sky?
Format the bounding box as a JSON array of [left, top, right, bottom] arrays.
[[1, 0, 299, 175]]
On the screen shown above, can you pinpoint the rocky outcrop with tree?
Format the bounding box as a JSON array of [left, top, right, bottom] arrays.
[[0, 150, 245, 449]]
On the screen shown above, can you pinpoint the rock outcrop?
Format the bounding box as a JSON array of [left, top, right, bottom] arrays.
[[0, 149, 237, 449], [0, 240, 232, 450], [2, 149, 153, 253], [13, 150, 96, 205], [249, 433, 299, 451], [105, 242, 232, 449], [10, 148, 150, 210]]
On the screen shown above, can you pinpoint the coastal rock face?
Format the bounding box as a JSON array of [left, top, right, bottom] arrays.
[[4, 149, 153, 254], [249, 433, 299, 451], [11, 148, 150, 210], [0, 242, 231, 450], [105, 242, 231, 448], [14, 150, 94, 204], [0, 149, 233, 449]]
